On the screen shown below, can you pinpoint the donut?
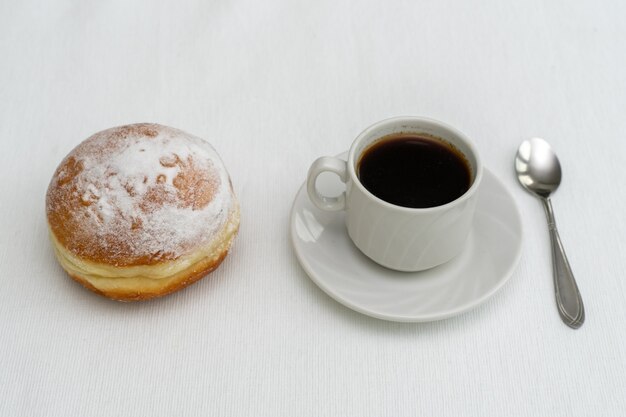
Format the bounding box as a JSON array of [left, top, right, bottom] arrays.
[[46, 123, 240, 301]]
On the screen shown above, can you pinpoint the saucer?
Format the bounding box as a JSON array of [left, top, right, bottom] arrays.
[[290, 152, 523, 322]]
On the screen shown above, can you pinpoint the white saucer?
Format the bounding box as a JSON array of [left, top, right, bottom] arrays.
[[290, 153, 523, 322]]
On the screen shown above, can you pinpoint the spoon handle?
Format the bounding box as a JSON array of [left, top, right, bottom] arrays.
[[541, 197, 585, 328]]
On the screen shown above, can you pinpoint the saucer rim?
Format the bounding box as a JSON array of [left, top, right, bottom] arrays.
[[290, 155, 523, 322]]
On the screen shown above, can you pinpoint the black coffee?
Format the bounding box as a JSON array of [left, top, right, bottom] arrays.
[[358, 134, 471, 208]]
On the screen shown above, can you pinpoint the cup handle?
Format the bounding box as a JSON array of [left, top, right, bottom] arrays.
[[307, 156, 348, 211]]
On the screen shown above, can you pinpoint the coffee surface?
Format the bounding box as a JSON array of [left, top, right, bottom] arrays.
[[358, 134, 471, 208]]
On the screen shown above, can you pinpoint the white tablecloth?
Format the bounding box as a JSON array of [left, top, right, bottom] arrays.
[[1, 1, 625, 415]]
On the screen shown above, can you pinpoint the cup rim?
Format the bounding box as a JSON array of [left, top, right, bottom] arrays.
[[347, 115, 483, 213]]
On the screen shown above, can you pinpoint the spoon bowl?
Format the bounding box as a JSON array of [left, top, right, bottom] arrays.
[[515, 138, 562, 198]]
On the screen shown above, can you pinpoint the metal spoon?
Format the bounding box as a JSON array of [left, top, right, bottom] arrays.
[[515, 138, 585, 329]]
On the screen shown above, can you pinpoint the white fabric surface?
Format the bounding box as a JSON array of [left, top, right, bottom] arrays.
[[1, 0, 625, 415]]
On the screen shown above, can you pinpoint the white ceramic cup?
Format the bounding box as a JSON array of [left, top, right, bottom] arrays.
[[307, 116, 483, 271]]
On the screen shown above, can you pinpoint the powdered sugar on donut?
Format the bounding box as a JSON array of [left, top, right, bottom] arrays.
[[46, 123, 235, 266]]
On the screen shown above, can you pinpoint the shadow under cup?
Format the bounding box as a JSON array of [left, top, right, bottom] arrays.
[[345, 117, 483, 271]]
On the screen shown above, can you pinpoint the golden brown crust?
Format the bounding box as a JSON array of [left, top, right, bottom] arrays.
[[46, 124, 234, 266], [50, 201, 240, 301], [67, 250, 229, 301]]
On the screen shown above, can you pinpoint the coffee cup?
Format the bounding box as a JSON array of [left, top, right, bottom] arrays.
[[307, 116, 483, 271]]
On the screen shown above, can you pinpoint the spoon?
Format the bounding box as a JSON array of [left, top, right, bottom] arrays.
[[515, 138, 585, 329]]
